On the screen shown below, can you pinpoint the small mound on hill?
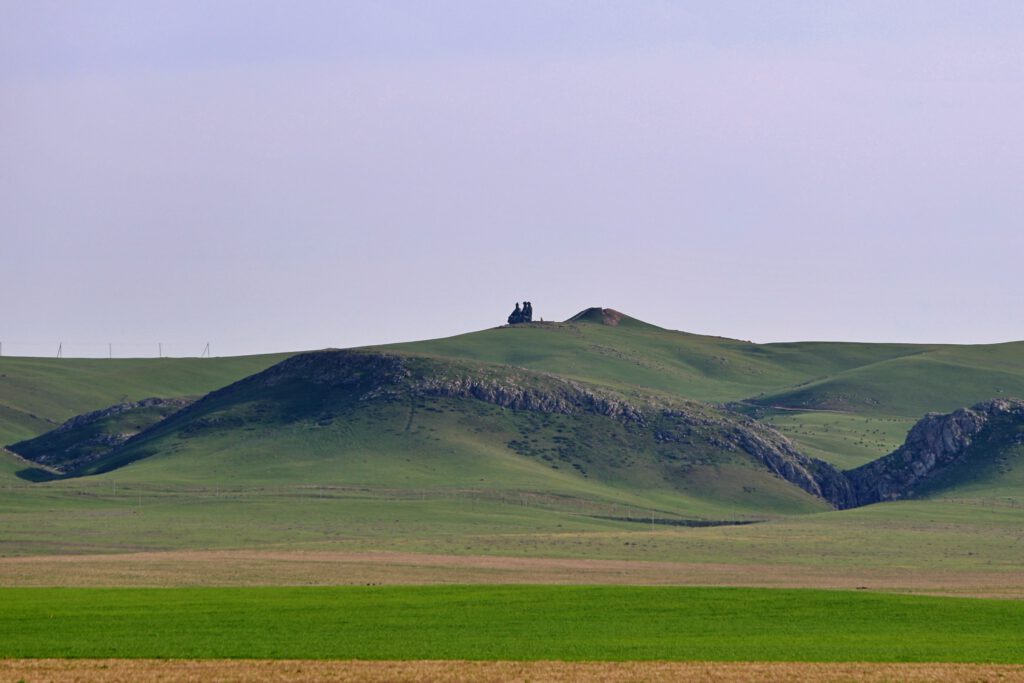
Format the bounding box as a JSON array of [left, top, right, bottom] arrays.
[[566, 308, 654, 328]]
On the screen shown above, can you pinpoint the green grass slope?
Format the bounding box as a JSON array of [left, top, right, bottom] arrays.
[[0, 354, 292, 445], [386, 310, 1024, 468], [384, 319, 924, 404], [8, 399, 189, 475], [752, 347, 1024, 418]]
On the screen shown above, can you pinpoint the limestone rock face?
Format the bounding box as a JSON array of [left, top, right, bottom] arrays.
[[9, 397, 192, 472], [52, 397, 191, 434], [728, 426, 856, 508], [846, 399, 1024, 504]]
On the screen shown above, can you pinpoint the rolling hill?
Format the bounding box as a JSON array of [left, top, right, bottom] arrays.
[[8, 349, 847, 517], [6, 309, 1024, 517]]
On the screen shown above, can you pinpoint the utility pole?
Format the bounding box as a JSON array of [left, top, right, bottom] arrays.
[[109, 343, 112, 360], [158, 342, 162, 358]]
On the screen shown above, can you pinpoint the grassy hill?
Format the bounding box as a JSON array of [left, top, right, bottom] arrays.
[[0, 353, 292, 445], [386, 309, 1024, 468], [18, 350, 835, 518], [6, 309, 1024, 494]]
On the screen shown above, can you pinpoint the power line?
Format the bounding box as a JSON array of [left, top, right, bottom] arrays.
[[0, 341, 217, 359]]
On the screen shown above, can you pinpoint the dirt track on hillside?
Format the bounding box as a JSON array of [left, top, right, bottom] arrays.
[[1, 549, 1021, 597], [2, 660, 1023, 682]]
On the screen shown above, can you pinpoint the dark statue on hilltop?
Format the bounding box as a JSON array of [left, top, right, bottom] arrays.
[[507, 301, 533, 325]]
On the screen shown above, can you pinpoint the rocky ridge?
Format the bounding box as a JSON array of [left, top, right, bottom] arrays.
[[9, 397, 192, 472], [50, 397, 192, 434], [846, 398, 1024, 504], [11, 349, 1023, 509], [102, 349, 857, 505]]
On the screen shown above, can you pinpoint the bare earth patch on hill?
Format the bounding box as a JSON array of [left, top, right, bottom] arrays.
[[1, 549, 1021, 597], [2, 660, 1022, 682]]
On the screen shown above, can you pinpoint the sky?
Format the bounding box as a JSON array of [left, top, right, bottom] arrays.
[[2, 1, 1023, 357]]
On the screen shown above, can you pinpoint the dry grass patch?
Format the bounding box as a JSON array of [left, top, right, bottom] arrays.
[[1, 549, 1022, 597], [2, 660, 1024, 682]]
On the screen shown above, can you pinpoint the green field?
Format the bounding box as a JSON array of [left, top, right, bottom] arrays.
[[1, 586, 1021, 661]]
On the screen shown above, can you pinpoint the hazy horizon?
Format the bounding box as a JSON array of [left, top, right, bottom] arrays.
[[4, 2, 1022, 357]]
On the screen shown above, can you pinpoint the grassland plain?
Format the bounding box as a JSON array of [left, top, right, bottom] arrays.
[[1, 473, 1022, 596], [1, 586, 1023, 662], [2, 313, 1024, 680]]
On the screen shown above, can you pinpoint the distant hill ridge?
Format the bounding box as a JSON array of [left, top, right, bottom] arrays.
[[4, 307, 1024, 516], [566, 308, 645, 327], [10, 347, 1024, 511]]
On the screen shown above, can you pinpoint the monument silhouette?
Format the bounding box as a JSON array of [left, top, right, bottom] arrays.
[[507, 301, 533, 325]]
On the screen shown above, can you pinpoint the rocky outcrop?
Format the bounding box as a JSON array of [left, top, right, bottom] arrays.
[[726, 423, 857, 508], [846, 399, 1024, 504], [239, 349, 411, 390], [50, 397, 192, 434], [232, 350, 648, 421], [416, 375, 647, 422], [567, 307, 625, 326], [9, 397, 192, 473]]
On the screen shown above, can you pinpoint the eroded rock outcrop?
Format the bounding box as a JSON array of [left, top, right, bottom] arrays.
[[9, 397, 192, 472], [846, 399, 1024, 504], [51, 397, 191, 434], [727, 424, 856, 508]]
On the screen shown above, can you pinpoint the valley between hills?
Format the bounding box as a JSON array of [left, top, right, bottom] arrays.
[[1, 308, 1023, 598]]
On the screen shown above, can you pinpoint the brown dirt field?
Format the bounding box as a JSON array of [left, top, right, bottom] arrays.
[[1, 549, 1022, 597], [2, 660, 1024, 682]]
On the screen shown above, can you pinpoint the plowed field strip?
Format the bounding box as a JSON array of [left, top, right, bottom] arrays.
[[1, 549, 1020, 597], [2, 660, 1023, 682]]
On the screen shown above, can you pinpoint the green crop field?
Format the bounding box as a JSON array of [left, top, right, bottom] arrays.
[[1, 586, 1022, 662]]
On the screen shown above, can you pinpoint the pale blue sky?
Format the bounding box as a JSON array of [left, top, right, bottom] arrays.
[[2, 2, 1022, 356]]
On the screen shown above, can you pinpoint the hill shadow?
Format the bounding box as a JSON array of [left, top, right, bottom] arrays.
[[15, 466, 61, 482]]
